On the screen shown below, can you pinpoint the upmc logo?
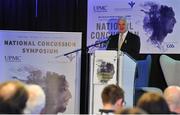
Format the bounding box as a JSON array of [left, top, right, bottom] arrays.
[[5, 56, 22, 62], [93, 5, 108, 12]]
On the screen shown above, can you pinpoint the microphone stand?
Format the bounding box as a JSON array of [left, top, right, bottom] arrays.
[[55, 39, 109, 58]]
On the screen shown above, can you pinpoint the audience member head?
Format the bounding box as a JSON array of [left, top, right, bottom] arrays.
[[0, 80, 28, 114], [115, 107, 147, 114], [136, 92, 170, 114], [101, 84, 124, 111], [164, 86, 180, 113], [23, 84, 46, 114]]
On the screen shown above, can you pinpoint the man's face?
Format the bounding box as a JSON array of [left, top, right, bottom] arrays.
[[118, 20, 127, 33]]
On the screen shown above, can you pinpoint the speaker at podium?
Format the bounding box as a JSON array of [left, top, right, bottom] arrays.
[[89, 50, 137, 114]]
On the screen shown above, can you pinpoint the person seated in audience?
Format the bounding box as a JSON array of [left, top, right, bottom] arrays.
[[99, 84, 125, 114], [115, 107, 147, 114], [23, 84, 46, 114], [164, 86, 180, 114], [136, 92, 171, 114], [0, 80, 28, 114]]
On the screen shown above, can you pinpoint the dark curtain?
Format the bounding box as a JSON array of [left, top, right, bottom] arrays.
[[0, 0, 86, 32], [0, 0, 34, 30], [36, 0, 83, 31], [0, 0, 88, 113]]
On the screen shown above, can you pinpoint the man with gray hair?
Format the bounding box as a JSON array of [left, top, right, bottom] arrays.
[[107, 17, 141, 60], [164, 86, 180, 113]]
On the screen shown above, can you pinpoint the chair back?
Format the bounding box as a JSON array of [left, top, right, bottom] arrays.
[[160, 55, 180, 86], [135, 55, 152, 87]]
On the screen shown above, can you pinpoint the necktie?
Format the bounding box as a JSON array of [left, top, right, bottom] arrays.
[[118, 33, 123, 50]]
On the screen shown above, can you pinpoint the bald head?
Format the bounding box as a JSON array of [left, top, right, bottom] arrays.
[[0, 82, 17, 100], [164, 86, 180, 113], [0, 81, 27, 101], [0, 80, 28, 114]]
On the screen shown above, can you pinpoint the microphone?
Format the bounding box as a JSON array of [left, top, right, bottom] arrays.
[[86, 37, 112, 53], [88, 38, 110, 49], [55, 37, 111, 59]]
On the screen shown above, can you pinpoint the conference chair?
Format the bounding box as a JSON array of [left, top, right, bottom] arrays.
[[160, 55, 180, 86], [134, 55, 163, 105]]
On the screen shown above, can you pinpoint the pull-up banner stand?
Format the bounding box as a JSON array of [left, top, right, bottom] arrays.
[[0, 30, 81, 114]]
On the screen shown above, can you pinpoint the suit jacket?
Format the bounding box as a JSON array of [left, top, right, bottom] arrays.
[[107, 31, 140, 60]]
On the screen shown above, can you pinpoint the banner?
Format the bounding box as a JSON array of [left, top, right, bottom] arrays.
[[87, 0, 180, 53], [0, 30, 81, 114]]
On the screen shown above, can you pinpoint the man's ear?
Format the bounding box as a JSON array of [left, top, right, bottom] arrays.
[[115, 98, 123, 109]]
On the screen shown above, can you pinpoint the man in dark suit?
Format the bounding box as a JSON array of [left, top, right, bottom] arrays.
[[107, 17, 141, 60]]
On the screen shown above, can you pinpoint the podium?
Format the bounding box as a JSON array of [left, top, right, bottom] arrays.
[[89, 50, 137, 114]]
